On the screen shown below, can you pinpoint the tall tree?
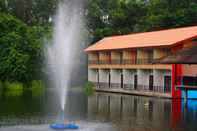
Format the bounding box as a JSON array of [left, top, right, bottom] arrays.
[[86, 0, 197, 43], [0, 0, 59, 25], [0, 13, 47, 83], [135, 0, 197, 31], [86, 0, 147, 43]]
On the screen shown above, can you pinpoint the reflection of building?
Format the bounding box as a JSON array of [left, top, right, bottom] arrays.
[[85, 26, 197, 99], [88, 93, 173, 130]]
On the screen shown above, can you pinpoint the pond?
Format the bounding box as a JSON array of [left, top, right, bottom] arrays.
[[0, 88, 197, 131]]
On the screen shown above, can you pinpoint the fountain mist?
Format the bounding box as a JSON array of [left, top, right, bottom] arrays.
[[45, 0, 85, 112]]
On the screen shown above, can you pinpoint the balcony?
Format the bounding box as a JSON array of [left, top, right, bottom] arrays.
[[88, 59, 156, 65], [88, 58, 172, 70]]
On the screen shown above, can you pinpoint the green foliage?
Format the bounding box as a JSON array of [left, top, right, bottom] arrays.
[[0, 0, 59, 25], [0, 80, 45, 96], [0, 80, 2, 88], [4, 81, 23, 89], [86, 0, 147, 42], [84, 81, 95, 96], [31, 80, 44, 89], [87, 0, 197, 43], [0, 2, 52, 85], [134, 0, 197, 31], [3, 81, 23, 96], [31, 80, 45, 97], [0, 0, 197, 88], [0, 13, 51, 83]]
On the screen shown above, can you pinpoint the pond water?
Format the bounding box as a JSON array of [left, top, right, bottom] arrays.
[[0, 88, 197, 131]]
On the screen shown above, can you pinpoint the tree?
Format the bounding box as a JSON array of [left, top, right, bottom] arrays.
[[86, 0, 147, 43], [134, 0, 197, 31], [86, 0, 197, 43], [0, 13, 49, 83], [0, 0, 59, 25]]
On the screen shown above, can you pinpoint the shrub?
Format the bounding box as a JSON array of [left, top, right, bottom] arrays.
[[84, 81, 95, 96], [31, 80, 45, 96], [31, 80, 44, 89], [4, 81, 23, 90], [3, 81, 23, 96], [0, 80, 45, 96]]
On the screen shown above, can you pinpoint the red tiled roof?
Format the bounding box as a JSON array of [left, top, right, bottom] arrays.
[[85, 26, 197, 52]]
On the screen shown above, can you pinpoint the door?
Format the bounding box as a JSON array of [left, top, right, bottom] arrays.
[[97, 70, 99, 88], [164, 76, 171, 93], [149, 75, 154, 91], [108, 73, 111, 88], [120, 52, 123, 64], [131, 50, 137, 64], [96, 53, 99, 64], [121, 73, 124, 88], [134, 75, 138, 90], [148, 50, 153, 63]]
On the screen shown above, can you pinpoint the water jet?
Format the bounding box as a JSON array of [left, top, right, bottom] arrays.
[[45, 0, 84, 130]]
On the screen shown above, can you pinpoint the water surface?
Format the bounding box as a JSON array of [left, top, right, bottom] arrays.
[[0, 88, 197, 131]]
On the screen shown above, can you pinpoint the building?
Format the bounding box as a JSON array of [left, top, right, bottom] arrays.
[[85, 26, 197, 99], [158, 44, 197, 99]]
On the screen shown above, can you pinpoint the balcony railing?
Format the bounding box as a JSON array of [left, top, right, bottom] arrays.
[[111, 83, 121, 89], [94, 82, 110, 89], [88, 60, 99, 64], [93, 82, 170, 93], [88, 59, 157, 65], [123, 84, 135, 90]]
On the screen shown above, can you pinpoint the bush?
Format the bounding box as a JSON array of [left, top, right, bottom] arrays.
[[3, 81, 23, 96], [84, 81, 95, 96], [0, 80, 45, 96], [31, 80, 45, 96], [4, 81, 23, 90], [31, 80, 44, 89]]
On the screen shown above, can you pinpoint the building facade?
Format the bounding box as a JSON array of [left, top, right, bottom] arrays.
[[85, 26, 197, 99]]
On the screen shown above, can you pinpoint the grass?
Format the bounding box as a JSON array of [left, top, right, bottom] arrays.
[[83, 81, 95, 96]]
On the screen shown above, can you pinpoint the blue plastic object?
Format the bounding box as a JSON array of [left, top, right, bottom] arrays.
[[50, 123, 79, 130]]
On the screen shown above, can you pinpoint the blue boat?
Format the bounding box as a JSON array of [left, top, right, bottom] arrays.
[[50, 123, 79, 130]]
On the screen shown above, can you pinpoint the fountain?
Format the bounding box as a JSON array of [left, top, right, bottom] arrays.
[[45, 0, 84, 129]]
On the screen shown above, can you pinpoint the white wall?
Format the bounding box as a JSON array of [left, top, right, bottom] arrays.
[[99, 69, 110, 83], [123, 69, 131, 84], [123, 69, 136, 88], [111, 69, 121, 84], [153, 70, 164, 87], [88, 69, 97, 82], [137, 69, 151, 90]]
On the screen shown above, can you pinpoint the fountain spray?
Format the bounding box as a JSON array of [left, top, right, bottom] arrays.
[[45, 0, 85, 129]]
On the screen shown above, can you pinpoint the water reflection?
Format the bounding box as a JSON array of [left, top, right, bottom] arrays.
[[1, 89, 197, 131], [88, 92, 197, 131], [0, 88, 87, 126]]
